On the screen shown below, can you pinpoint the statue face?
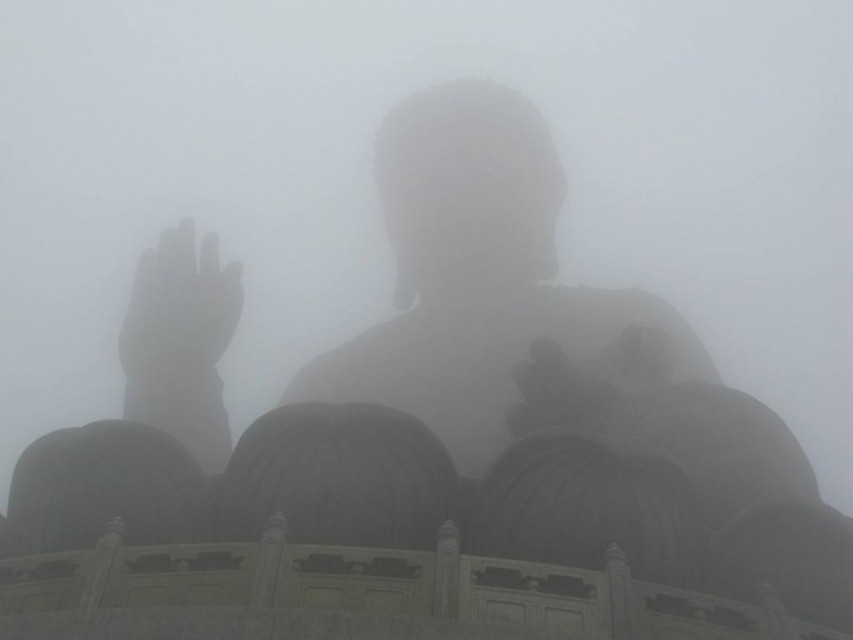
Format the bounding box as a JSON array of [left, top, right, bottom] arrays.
[[377, 82, 567, 299], [383, 149, 558, 293]]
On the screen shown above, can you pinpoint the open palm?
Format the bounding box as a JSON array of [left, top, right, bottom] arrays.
[[120, 218, 243, 381]]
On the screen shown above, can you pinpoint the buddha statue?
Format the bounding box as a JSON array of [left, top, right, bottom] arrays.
[[120, 79, 721, 475], [281, 80, 721, 475]]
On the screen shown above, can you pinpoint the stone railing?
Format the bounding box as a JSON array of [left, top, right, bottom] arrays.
[[0, 516, 849, 640]]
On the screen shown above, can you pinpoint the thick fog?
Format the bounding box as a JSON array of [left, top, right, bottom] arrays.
[[1, 1, 850, 513]]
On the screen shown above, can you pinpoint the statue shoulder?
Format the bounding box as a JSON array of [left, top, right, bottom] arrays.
[[281, 312, 419, 404], [546, 283, 680, 315]]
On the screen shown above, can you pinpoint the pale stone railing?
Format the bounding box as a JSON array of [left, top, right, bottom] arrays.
[[0, 516, 849, 640]]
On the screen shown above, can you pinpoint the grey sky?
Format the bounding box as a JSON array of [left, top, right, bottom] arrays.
[[1, 1, 850, 513]]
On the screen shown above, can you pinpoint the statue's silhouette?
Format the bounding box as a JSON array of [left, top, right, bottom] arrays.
[[5, 80, 831, 635], [121, 80, 720, 474], [282, 80, 720, 474]]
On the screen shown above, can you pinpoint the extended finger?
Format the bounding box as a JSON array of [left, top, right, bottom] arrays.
[[127, 248, 157, 313], [175, 217, 196, 279], [200, 232, 220, 278], [221, 261, 244, 315], [156, 227, 182, 303]]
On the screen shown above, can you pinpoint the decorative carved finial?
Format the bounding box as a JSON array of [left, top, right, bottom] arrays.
[[105, 516, 126, 537], [437, 520, 460, 543], [82, 516, 126, 612], [434, 519, 461, 618], [604, 542, 628, 565], [265, 512, 287, 535]]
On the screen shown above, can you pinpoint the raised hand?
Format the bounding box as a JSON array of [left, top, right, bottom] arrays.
[[120, 218, 242, 473], [120, 218, 243, 380]]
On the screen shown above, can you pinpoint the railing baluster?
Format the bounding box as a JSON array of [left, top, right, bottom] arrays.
[[604, 543, 639, 640], [250, 512, 287, 608], [433, 520, 460, 618], [80, 516, 125, 612]]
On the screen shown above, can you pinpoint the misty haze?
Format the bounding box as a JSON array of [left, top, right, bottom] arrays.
[[0, 1, 851, 637], [3, 0, 849, 511]]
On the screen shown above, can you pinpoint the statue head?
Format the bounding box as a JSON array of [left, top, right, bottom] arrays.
[[375, 80, 568, 309]]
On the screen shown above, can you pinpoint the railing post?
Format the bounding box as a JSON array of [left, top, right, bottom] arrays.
[[758, 579, 791, 640], [251, 512, 287, 608], [433, 520, 460, 618], [80, 516, 125, 611], [604, 543, 639, 640]]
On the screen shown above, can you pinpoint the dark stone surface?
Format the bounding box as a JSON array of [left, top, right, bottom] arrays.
[[508, 375, 820, 530], [467, 429, 704, 588], [217, 403, 459, 549], [0, 607, 572, 640], [701, 499, 853, 633], [619, 383, 820, 528], [1, 420, 211, 557]]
